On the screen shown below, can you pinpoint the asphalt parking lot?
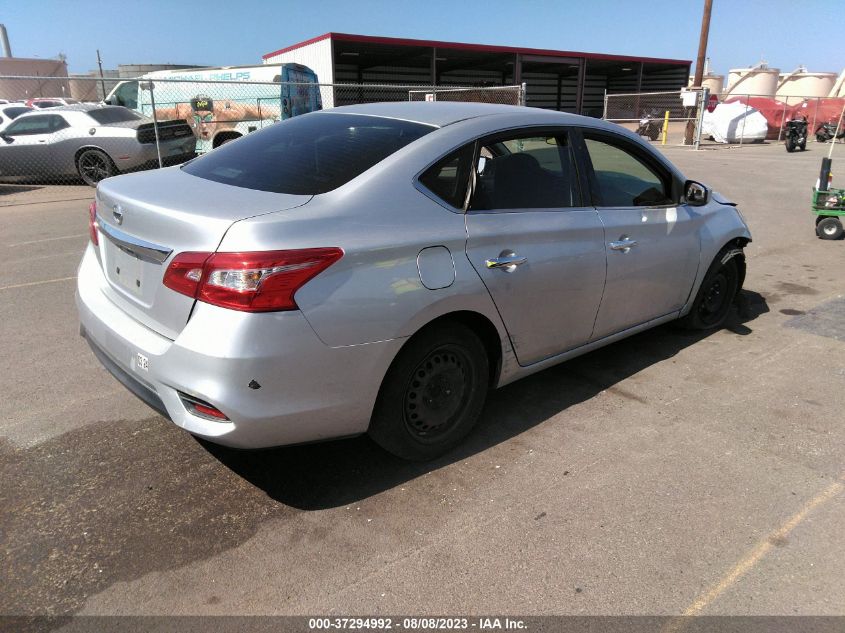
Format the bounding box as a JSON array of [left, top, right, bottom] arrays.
[[1, 142, 844, 621]]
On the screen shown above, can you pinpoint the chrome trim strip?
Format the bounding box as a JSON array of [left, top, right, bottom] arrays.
[[97, 216, 172, 264]]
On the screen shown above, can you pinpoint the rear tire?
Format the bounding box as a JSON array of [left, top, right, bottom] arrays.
[[369, 322, 489, 461], [649, 128, 660, 141], [816, 217, 844, 240], [678, 249, 741, 330], [799, 139, 807, 151], [76, 149, 116, 187]]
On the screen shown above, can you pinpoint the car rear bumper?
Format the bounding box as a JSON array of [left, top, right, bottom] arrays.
[[75, 244, 403, 448]]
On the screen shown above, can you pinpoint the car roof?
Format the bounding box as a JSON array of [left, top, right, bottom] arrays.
[[42, 103, 120, 113], [319, 101, 600, 128]]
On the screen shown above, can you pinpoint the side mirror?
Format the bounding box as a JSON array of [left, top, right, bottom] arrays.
[[1, 133, 13, 144], [684, 180, 708, 206]]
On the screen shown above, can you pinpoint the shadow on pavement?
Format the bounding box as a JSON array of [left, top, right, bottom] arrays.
[[203, 290, 770, 511]]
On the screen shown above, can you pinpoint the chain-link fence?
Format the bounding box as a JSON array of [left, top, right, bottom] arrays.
[[0, 75, 524, 204], [603, 88, 708, 148], [604, 88, 845, 148]]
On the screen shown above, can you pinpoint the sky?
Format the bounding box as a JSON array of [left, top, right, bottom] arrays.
[[3, 0, 843, 76]]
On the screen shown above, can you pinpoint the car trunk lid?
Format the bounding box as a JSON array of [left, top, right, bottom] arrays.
[[94, 166, 311, 339]]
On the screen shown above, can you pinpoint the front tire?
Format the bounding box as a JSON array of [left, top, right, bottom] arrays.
[[679, 249, 741, 330], [369, 322, 489, 461], [817, 217, 844, 240], [76, 149, 116, 187], [785, 137, 796, 152]]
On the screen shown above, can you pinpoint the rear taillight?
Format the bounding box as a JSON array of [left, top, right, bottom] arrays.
[[163, 248, 343, 312], [88, 201, 99, 246]]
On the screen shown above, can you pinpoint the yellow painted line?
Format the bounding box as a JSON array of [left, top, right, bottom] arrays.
[[0, 276, 76, 291], [663, 475, 844, 633]]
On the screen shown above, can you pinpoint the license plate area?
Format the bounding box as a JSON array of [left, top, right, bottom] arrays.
[[108, 245, 144, 297]]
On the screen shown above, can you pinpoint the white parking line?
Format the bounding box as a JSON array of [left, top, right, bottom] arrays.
[[0, 276, 77, 291], [7, 233, 87, 247]]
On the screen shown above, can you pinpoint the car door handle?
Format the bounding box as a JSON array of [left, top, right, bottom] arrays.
[[485, 254, 527, 271], [609, 238, 638, 252]]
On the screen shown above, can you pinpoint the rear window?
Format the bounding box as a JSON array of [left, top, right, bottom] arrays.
[[182, 113, 435, 194], [87, 107, 143, 124], [3, 107, 32, 120]]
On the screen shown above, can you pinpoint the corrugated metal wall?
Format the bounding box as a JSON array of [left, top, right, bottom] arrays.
[[262, 37, 689, 115]]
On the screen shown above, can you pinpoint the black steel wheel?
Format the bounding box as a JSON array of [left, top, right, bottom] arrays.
[[76, 149, 116, 187], [679, 249, 741, 330], [369, 322, 489, 461], [816, 217, 844, 240]]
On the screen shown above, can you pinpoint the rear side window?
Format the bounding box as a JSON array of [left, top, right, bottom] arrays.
[[471, 133, 579, 210], [87, 107, 142, 124], [182, 113, 435, 194], [49, 115, 69, 131], [418, 145, 474, 208], [583, 136, 672, 207]]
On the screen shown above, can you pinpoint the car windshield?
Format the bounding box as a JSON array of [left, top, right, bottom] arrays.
[[182, 113, 435, 195], [86, 107, 143, 124]]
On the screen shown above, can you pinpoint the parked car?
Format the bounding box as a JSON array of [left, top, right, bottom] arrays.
[[25, 97, 81, 108], [0, 103, 34, 133], [77, 102, 752, 460], [0, 104, 195, 186]]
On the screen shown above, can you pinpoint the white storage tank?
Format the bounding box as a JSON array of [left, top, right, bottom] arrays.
[[688, 73, 725, 97], [702, 74, 724, 96], [777, 72, 837, 98], [726, 66, 780, 97]]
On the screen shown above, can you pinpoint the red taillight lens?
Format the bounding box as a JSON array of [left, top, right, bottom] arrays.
[[163, 248, 343, 312], [88, 201, 99, 246], [162, 251, 211, 297]]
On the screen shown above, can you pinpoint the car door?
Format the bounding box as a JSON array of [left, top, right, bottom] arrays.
[[463, 128, 606, 366], [579, 130, 701, 340], [0, 114, 60, 177]]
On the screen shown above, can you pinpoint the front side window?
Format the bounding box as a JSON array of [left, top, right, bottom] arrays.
[[4, 116, 54, 135], [418, 145, 474, 209], [111, 82, 139, 110], [182, 113, 434, 195], [470, 132, 579, 210], [583, 136, 672, 207]]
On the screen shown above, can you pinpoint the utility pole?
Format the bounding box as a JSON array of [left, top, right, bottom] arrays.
[[691, 0, 713, 88], [96, 49, 106, 100], [686, 0, 713, 144]]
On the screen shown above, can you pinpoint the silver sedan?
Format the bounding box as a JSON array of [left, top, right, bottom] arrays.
[[76, 102, 751, 460]]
